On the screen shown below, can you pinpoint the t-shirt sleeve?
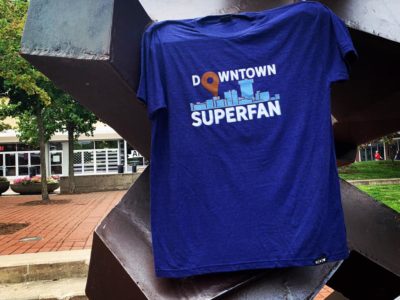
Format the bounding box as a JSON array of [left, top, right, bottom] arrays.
[[136, 28, 167, 119], [325, 8, 358, 84]]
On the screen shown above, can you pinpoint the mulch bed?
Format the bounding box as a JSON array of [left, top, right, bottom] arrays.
[[18, 199, 72, 206], [0, 223, 29, 235]]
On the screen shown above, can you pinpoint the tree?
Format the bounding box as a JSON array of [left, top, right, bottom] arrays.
[[1, 0, 99, 200], [0, 0, 51, 104], [1, 0, 58, 202], [0, 88, 12, 132], [52, 92, 97, 193], [0, 86, 60, 202], [382, 133, 399, 162]]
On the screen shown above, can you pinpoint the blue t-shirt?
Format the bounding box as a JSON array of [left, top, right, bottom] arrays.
[[137, 1, 357, 278]]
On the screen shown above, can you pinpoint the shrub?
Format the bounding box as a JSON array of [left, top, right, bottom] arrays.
[[13, 177, 31, 185], [0, 177, 9, 182], [13, 176, 59, 185]]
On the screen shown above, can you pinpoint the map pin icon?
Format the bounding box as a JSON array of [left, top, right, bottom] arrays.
[[201, 71, 220, 97]]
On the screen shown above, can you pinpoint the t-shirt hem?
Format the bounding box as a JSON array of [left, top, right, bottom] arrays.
[[330, 72, 349, 83], [155, 250, 350, 278]]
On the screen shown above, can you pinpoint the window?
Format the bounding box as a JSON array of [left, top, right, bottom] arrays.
[[18, 153, 29, 176], [51, 166, 62, 175], [95, 140, 118, 149], [0, 144, 17, 152], [18, 153, 29, 166], [5, 153, 16, 176], [74, 141, 94, 150], [49, 142, 62, 151], [30, 152, 40, 165], [50, 151, 62, 175], [5, 153, 16, 166], [17, 144, 39, 151]]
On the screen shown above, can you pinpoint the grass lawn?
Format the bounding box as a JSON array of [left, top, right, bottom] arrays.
[[338, 160, 400, 180], [357, 184, 400, 213]]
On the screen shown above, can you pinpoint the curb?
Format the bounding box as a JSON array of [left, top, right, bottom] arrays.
[[347, 178, 400, 186], [0, 277, 87, 300], [0, 249, 90, 284]]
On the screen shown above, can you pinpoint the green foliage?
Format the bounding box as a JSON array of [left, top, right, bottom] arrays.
[[0, 0, 51, 105], [16, 108, 59, 147], [0, 0, 97, 145], [51, 90, 97, 139], [338, 161, 400, 180], [0, 82, 59, 146], [0, 0, 56, 146], [357, 184, 400, 213], [0, 96, 11, 131]]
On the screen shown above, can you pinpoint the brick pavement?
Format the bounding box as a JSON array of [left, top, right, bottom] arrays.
[[0, 190, 335, 299], [0, 191, 124, 255], [314, 285, 334, 299]]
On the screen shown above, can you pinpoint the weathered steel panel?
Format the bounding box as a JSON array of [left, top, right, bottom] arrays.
[[21, 0, 114, 59], [320, 0, 400, 43], [340, 180, 400, 277], [86, 168, 344, 300], [21, 0, 152, 157], [20, 0, 400, 299]]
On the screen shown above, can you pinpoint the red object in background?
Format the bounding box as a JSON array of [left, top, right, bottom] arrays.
[[374, 151, 383, 160], [0, 146, 4, 151]]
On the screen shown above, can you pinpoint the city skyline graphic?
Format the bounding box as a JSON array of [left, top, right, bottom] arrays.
[[190, 79, 280, 112]]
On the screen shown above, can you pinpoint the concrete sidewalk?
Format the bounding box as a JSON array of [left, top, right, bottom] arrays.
[[0, 191, 123, 255], [0, 249, 90, 300]]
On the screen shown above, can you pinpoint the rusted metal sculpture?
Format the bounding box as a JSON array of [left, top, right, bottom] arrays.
[[21, 0, 400, 299]]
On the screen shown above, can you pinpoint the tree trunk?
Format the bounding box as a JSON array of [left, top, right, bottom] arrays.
[[37, 111, 49, 203], [67, 124, 76, 194]]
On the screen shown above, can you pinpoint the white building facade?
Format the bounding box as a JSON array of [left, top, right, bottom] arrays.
[[0, 122, 146, 179]]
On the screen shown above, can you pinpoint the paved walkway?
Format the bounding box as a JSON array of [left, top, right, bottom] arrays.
[[0, 191, 123, 255], [315, 286, 334, 299]]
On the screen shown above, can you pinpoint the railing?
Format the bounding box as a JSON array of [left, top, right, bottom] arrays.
[[73, 148, 119, 175]]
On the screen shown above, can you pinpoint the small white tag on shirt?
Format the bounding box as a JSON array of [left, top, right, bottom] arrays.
[[314, 256, 327, 265]]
